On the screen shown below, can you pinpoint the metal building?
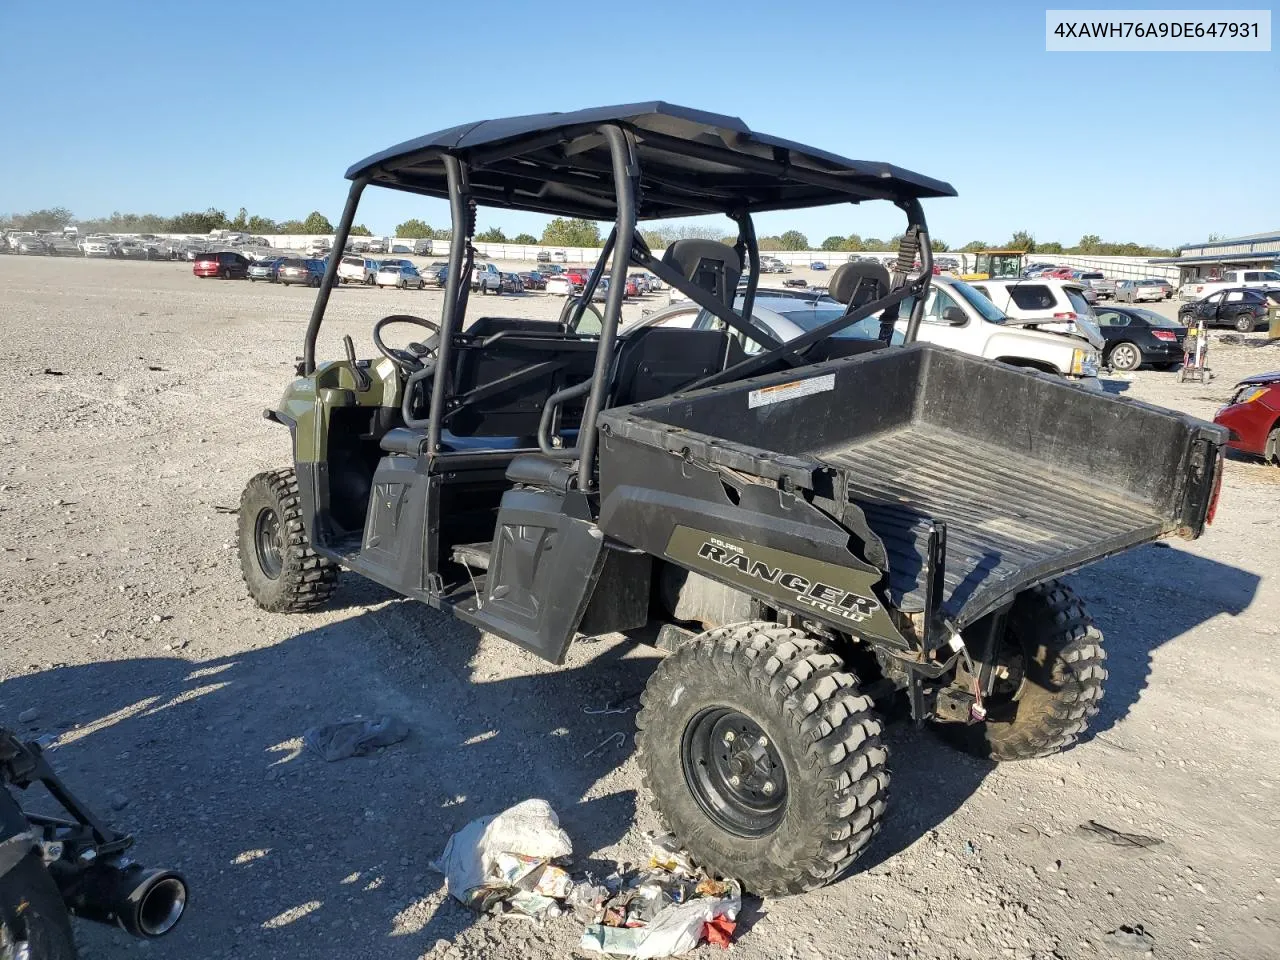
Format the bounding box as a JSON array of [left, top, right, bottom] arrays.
[[1149, 229, 1280, 287]]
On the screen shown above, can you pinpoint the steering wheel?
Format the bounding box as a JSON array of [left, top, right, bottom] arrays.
[[373, 315, 442, 373]]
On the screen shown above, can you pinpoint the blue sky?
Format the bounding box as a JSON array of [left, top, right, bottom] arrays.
[[2, 1, 1275, 247]]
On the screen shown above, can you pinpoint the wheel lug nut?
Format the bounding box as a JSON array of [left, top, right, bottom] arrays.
[[723, 731, 735, 743], [757, 736, 768, 747], [728, 775, 740, 786], [763, 781, 774, 794]]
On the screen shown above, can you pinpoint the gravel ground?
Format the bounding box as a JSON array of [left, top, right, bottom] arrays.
[[1, 257, 1277, 960]]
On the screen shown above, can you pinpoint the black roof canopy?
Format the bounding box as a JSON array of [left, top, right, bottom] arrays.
[[345, 102, 957, 221]]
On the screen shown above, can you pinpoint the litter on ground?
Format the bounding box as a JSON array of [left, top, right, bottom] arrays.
[[302, 715, 410, 761], [432, 804, 742, 954]]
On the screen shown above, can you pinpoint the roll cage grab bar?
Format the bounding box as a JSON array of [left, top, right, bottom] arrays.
[[301, 123, 935, 492]]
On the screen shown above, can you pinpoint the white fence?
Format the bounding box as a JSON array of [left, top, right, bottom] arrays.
[[134, 231, 1181, 280]]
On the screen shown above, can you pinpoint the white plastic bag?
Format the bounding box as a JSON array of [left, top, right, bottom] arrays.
[[579, 888, 741, 958], [431, 799, 572, 908]]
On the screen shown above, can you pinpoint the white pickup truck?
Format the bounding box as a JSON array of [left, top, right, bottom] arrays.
[[1179, 268, 1280, 301], [896, 275, 1101, 384]]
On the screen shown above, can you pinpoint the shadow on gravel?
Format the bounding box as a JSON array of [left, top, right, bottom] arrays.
[[1068, 542, 1260, 740], [1, 541, 1258, 957], [0, 602, 653, 960]]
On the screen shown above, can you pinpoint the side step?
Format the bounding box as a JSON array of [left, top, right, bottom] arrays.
[[451, 542, 492, 571]]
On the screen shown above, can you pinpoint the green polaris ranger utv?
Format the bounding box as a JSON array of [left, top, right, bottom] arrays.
[[238, 103, 1227, 895]]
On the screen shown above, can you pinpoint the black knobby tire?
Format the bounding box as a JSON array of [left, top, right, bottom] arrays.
[[941, 580, 1106, 761], [238, 469, 337, 613], [636, 622, 889, 896], [0, 851, 78, 960]]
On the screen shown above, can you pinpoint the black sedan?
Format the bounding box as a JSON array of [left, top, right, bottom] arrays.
[[1177, 287, 1272, 333], [1093, 305, 1186, 371]]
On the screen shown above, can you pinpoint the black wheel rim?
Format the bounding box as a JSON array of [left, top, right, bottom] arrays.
[[681, 707, 787, 838], [981, 629, 1028, 722], [254, 507, 285, 580]]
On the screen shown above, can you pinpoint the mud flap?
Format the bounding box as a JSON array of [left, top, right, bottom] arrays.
[[459, 487, 638, 664]]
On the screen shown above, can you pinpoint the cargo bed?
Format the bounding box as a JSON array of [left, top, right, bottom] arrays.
[[598, 343, 1226, 634]]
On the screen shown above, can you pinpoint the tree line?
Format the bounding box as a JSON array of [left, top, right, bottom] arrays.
[[0, 206, 375, 237], [2, 208, 1182, 257]]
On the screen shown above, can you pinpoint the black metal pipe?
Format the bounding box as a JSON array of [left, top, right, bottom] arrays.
[[303, 176, 366, 374], [428, 156, 471, 455], [56, 861, 188, 938], [566, 227, 616, 332], [576, 126, 637, 492], [735, 211, 760, 329], [901, 198, 933, 344]]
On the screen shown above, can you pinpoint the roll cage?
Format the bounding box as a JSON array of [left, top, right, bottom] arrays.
[[302, 102, 955, 492]]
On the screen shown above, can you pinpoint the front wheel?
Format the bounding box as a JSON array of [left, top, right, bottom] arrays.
[[938, 581, 1106, 761], [0, 850, 78, 960], [637, 622, 888, 896], [238, 468, 337, 613], [1108, 342, 1142, 371]]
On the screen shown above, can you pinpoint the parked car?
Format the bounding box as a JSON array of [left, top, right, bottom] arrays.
[[338, 255, 380, 285], [624, 277, 640, 297], [969, 278, 1104, 350], [429, 265, 448, 287], [1074, 271, 1115, 299], [499, 272, 524, 294], [376, 261, 426, 289], [43, 236, 81, 256], [248, 257, 288, 282], [1179, 268, 1280, 301], [365, 239, 386, 253], [518, 271, 547, 290], [552, 249, 567, 262], [413, 239, 433, 256], [471, 262, 502, 294], [193, 251, 250, 279], [810, 261, 827, 271], [13, 235, 46, 255], [277, 258, 326, 286], [536, 250, 551, 263], [1093, 305, 1187, 372], [1178, 288, 1272, 333], [546, 275, 575, 296], [1115, 279, 1164, 303], [1214, 372, 1280, 466], [81, 238, 113, 258], [782, 277, 808, 288]]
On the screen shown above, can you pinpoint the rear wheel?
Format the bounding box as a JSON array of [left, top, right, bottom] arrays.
[[938, 581, 1106, 761], [0, 851, 77, 960], [1235, 314, 1256, 333], [1108, 342, 1142, 371], [637, 622, 888, 895], [238, 468, 337, 613]]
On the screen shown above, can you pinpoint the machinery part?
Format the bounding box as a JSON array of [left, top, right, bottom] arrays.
[[938, 580, 1106, 760], [637, 621, 888, 895], [238, 468, 337, 613], [0, 851, 77, 960], [56, 862, 187, 939]]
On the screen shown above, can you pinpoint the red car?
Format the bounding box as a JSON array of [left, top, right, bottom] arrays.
[[1214, 372, 1280, 465], [193, 251, 250, 279], [1043, 266, 1076, 280]]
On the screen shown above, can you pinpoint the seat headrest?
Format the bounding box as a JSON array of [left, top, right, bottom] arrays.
[[662, 240, 742, 305], [828, 261, 891, 306]]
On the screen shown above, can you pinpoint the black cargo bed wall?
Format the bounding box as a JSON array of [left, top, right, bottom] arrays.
[[611, 344, 1201, 520]]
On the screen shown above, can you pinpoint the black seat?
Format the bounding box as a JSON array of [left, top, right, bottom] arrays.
[[506, 453, 577, 491], [662, 240, 741, 306], [609, 327, 729, 406], [828, 261, 890, 307]]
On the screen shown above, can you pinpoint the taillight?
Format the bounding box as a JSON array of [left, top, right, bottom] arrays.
[[1151, 330, 1177, 342], [1206, 453, 1224, 525], [1053, 312, 1078, 319]]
